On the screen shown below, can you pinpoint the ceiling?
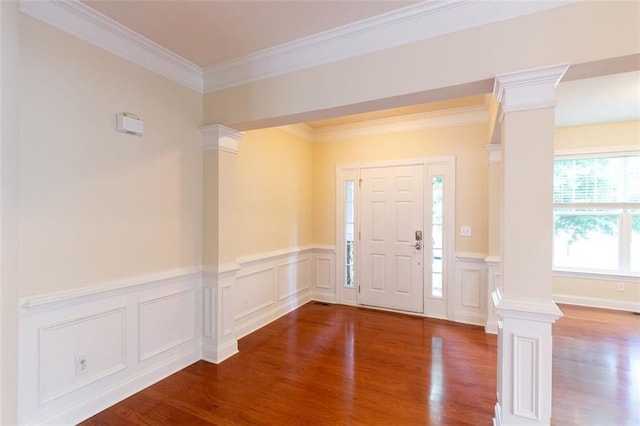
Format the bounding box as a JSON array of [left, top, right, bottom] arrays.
[[83, 0, 418, 68], [78, 1, 639, 129]]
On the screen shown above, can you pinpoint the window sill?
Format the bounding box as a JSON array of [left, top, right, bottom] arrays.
[[553, 269, 640, 282]]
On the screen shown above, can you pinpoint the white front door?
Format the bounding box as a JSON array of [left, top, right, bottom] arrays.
[[359, 165, 424, 313]]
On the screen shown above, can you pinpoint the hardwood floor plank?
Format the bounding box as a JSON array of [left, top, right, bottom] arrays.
[[81, 302, 638, 425]]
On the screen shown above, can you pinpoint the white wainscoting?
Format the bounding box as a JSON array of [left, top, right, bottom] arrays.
[[234, 246, 334, 339], [15, 246, 332, 425], [452, 253, 488, 326], [18, 269, 202, 425]]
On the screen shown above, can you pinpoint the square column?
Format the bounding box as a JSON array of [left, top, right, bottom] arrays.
[[201, 124, 243, 363], [492, 64, 568, 426], [485, 144, 502, 334]]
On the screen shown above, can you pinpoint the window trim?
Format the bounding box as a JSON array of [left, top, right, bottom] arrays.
[[552, 148, 640, 277]]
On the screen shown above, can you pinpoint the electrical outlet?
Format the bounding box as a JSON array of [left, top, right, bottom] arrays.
[[616, 282, 625, 292], [460, 226, 472, 237], [75, 355, 89, 376]]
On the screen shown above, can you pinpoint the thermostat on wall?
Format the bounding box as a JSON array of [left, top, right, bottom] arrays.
[[116, 113, 144, 136]]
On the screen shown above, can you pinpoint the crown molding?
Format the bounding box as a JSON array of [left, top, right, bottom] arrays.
[[201, 124, 244, 154], [21, 0, 575, 95], [20, 0, 204, 93], [312, 105, 489, 142], [278, 124, 316, 142], [486, 144, 502, 164], [203, 0, 576, 93], [494, 63, 570, 113]]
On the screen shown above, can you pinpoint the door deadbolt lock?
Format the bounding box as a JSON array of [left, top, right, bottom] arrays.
[[415, 230, 423, 241]]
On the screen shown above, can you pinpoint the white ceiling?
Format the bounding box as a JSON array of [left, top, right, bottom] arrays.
[[68, 1, 640, 128]]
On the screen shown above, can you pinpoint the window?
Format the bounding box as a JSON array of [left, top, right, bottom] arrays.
[[345, 180, 355, 287], [553, 154, 640, 275], [431, 176, 444, 298]]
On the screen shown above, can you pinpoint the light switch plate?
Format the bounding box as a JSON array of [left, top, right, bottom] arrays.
[[460, 226, 472, 237]]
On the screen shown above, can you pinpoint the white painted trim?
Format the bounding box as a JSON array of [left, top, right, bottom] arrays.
[[236, 245, 316, 265], [496, 295, 563, 323], [553, 270, 640, 283], [201, 340, 238, 364], [19, 267, 201, 311], [202, 1, 575, 92], [485, 256, 501, 265], [314, 106, 489, 142], [486, 144, 502, 164], [553, 294, 640, 313], [19, 0, 203, 93], [455, 252, 488, 262], [27, 350, 200, 426], [278, 124, 316, 142], [555, 146, 640, 158], [200, 124, 243, 154], [494, 63, 570, 113]]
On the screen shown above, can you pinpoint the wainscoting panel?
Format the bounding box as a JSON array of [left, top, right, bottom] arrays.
[[38, 307, 126, 405], [233, 248, 316, 339], [312, 247, 336, 303], [453, 254, 488, 326], [235, 267, 277, 320], [277, 258, 310, 300], [18, 269, 202, 426], [139, 289, 195, 361]]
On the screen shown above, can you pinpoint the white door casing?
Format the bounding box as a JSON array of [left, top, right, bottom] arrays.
[[359, 165, 424, 313]]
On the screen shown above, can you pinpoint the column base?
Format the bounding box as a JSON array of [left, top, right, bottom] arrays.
[[202, 340, 238, 364], [493, 291, 563, 425]]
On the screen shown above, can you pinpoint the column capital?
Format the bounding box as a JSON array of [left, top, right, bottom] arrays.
[[485, 143, 502, 164], [201, 124, 244, 154], [493, 63, 569, 113]]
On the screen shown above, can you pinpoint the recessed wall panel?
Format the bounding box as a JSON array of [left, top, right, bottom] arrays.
[[139, 289, 195, 361]]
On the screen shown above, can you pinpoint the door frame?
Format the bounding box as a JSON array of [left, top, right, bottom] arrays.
[[335, 157, 456, 320]]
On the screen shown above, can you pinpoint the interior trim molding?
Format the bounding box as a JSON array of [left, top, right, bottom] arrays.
[[19, 267, 202, 312], [553, 294, 640, 313], [19, 0, 203, 93], [21, 0, 574, 94], [280, 106, 489, 142], [202, 1, 575, 92]]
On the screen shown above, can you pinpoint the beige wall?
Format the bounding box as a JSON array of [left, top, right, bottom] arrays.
[[203, 1, 640, 129], [236, 127, 313, 257], [553, 120, 640, 306], [312, 123, 489, 255], [19, 15, 203, 296], [555, 120, 640, 151]]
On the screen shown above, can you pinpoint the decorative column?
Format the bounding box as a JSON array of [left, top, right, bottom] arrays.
[[492, 64, 567, 426], [485, 143, 502, 334], [201, 124, 243, 363]]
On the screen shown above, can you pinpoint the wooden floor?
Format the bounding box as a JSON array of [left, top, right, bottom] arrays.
[[82, 303, 639, 425]]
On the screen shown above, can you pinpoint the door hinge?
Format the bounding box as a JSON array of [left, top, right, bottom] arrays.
[[359, 178, 362, 188], [358, 285, 360, 293], [358, 231, 361, 240]]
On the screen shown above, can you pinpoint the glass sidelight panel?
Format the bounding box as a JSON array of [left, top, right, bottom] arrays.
[[431, 176, 444, 298], [345, 180, 355, 287]]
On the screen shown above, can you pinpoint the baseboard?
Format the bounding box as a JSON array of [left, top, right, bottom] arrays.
[[235, 292, 313, 340], [31, 349, 200, 425], [485, 320, 499, 334], [553, 294, 640, 313], [202, 340, 239, 364]]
